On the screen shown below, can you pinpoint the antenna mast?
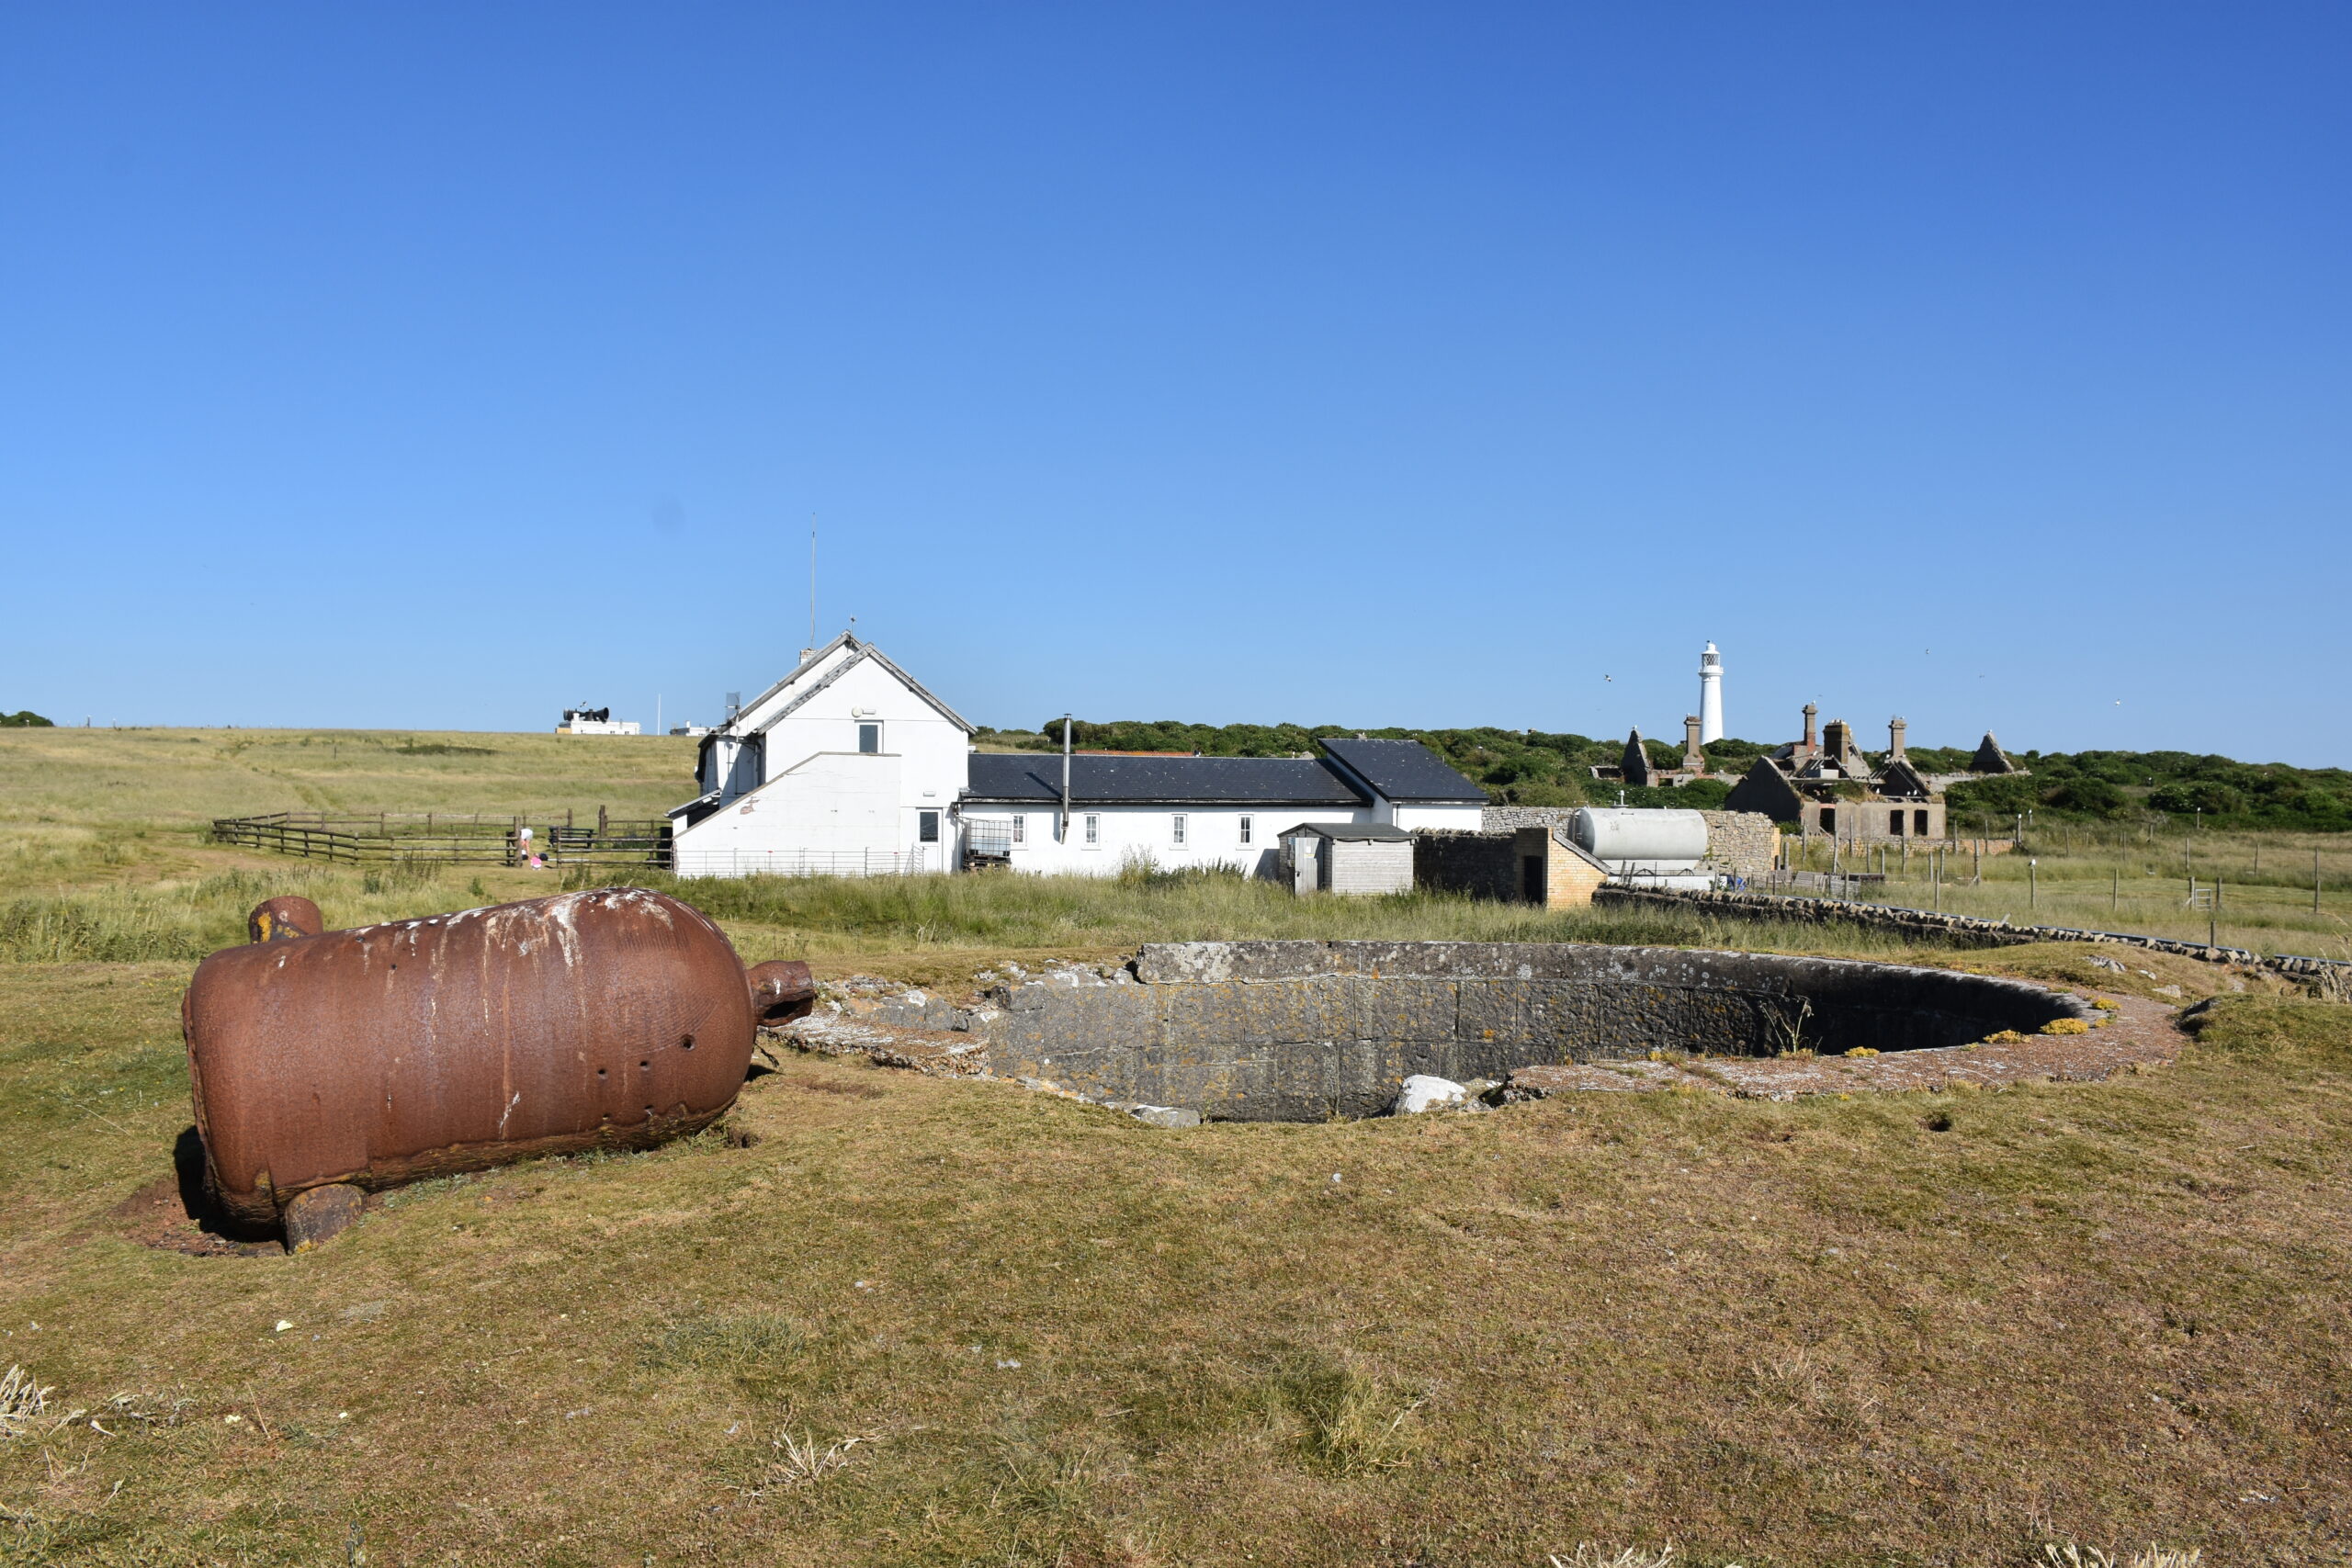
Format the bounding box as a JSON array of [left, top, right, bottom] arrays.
[[808, 515, 818, 649]]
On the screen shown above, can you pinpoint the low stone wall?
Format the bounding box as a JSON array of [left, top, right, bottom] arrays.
[[1593, 886, 2352, 982], [1482, 807, 1779, 879], [978, 940, 2087, 1121]]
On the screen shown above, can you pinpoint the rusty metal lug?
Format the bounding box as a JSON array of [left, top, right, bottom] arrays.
[[282, 1182, 365, 1250], [747, 960, 817, 1025], [183, 888, 760, 1235], [247, 897, 323, 943]]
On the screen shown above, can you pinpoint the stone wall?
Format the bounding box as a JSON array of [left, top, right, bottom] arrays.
[[1591, 886, 2352, 982], [1699, 811, 1780, 880], [1481, 807, 1780, 879]]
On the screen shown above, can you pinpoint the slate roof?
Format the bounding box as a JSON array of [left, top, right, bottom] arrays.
[[1316, 739, 1489, 804], [966, 753, 1368, 807]]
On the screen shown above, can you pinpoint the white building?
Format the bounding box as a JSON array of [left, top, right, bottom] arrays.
[[667, 639, 1488, 879], [956, 736, 1486, 877], [667, 633, 976, 877], [557, 706, 641, 736]]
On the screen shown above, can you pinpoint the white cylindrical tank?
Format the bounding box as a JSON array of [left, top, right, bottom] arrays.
[[1698, 642, 1724, 744], [1571, 807, 1709, 872]]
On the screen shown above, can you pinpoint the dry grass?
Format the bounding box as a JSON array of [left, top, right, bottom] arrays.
[[0, 1367, 49, 1439], [0, 962, 2345, 1563], [1791, 820, 2352, 959], [2041, 1546, 2204, 1568], [0, 730, 2346, 1563], [1550, 1547, 1678, 1568]]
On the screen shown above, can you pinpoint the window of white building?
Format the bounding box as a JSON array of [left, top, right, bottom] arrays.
[[1171, 814, 1188, 847], [1012, 815, 1026, 844], [1083, 814, 1101, 846], [1238, 815, 1254, 845], [857, 722, 881, 754]]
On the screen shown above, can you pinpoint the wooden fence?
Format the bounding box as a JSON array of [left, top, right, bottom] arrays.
[[211, 809, 672, 868]]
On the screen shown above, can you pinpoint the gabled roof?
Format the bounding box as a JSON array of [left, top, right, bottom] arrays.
[[1725, 755, 1805, 822], [1281, 820, 1415, 841], [1970, 732, 2018, 774], [737, 633, 976, 736], [729, 631, 857, 726], [966, 753, 1367, 807], [1873, 758, 1935, 799], [1618, 729, 1657, 788], [1316, 738, 1488, 805]]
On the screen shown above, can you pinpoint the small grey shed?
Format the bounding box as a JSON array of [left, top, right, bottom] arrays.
[[1278, 821, 1416, 897]]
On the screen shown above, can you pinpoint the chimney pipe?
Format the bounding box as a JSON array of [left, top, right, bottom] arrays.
[[1060, 715, 1072, 842], [1888, 716, 1907, 761]]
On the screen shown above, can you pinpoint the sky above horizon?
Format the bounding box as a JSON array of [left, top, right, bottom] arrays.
[[3, 5, 2346, 763]]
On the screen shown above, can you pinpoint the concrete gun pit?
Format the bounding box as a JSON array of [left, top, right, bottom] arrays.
[[779, 942, 2162, 1118]]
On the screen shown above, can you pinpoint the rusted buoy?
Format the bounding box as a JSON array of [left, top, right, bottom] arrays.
[[246, 897, 323, 943], [183, 888, 758, 1245]]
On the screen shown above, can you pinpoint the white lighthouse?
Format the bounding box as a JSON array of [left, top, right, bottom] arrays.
[[1697, 642, 1724, 743]]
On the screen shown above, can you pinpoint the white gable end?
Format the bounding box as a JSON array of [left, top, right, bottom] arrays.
[[672, 635, 972, 876]]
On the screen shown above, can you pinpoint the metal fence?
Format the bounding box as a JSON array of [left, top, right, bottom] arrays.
[[212, 810, 671, 867], [667, 847, 928, 879]]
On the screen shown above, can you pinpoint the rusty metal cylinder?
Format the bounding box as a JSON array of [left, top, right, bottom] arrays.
[[247, 896, 324, 944], [183, 888, 756, 1227], [747, 960, 817, 1024]]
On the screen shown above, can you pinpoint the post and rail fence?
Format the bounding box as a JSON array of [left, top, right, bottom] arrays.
[[211, 810, 673, 868]]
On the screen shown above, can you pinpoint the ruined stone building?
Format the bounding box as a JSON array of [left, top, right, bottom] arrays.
[[1589, 715, 1714, 788], [1724, 707, 1949, 842]]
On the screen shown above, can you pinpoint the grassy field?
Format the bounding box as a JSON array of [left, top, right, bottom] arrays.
[[1792, 826, 2352, 961], [1, 730, 2348, 1565]]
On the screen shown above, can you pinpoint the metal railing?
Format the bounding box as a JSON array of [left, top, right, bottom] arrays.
[[668, 847, 928, 879]]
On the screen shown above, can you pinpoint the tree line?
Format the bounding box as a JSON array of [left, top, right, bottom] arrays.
[[977, 719, 2352, 830]]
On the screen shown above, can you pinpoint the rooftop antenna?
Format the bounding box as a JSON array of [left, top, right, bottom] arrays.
[[808, 515, 818, 653]]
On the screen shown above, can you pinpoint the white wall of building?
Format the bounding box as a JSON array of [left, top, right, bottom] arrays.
[[961, 803, 1371, 879], [673, 642, 969, 876], [1389, 803, 1485, 833]]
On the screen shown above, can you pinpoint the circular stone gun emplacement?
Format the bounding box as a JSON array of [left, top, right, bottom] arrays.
[[969, 941, 2149, 1119]]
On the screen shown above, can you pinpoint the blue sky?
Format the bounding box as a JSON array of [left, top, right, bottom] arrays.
[[4, 5, 2346, 761]]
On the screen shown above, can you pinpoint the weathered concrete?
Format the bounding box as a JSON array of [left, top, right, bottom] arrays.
[[979, 941, 2090, 1122]]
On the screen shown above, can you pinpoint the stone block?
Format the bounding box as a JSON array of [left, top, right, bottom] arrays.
[[1349, 977, 1457, 1045], [1163, 978, 1350, 1046]]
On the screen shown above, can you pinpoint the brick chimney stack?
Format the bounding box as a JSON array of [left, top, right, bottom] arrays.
[[1802, 703, 1819, 758], [1888, 716, 1907, 761], [1682, 715, 1705, 773]]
